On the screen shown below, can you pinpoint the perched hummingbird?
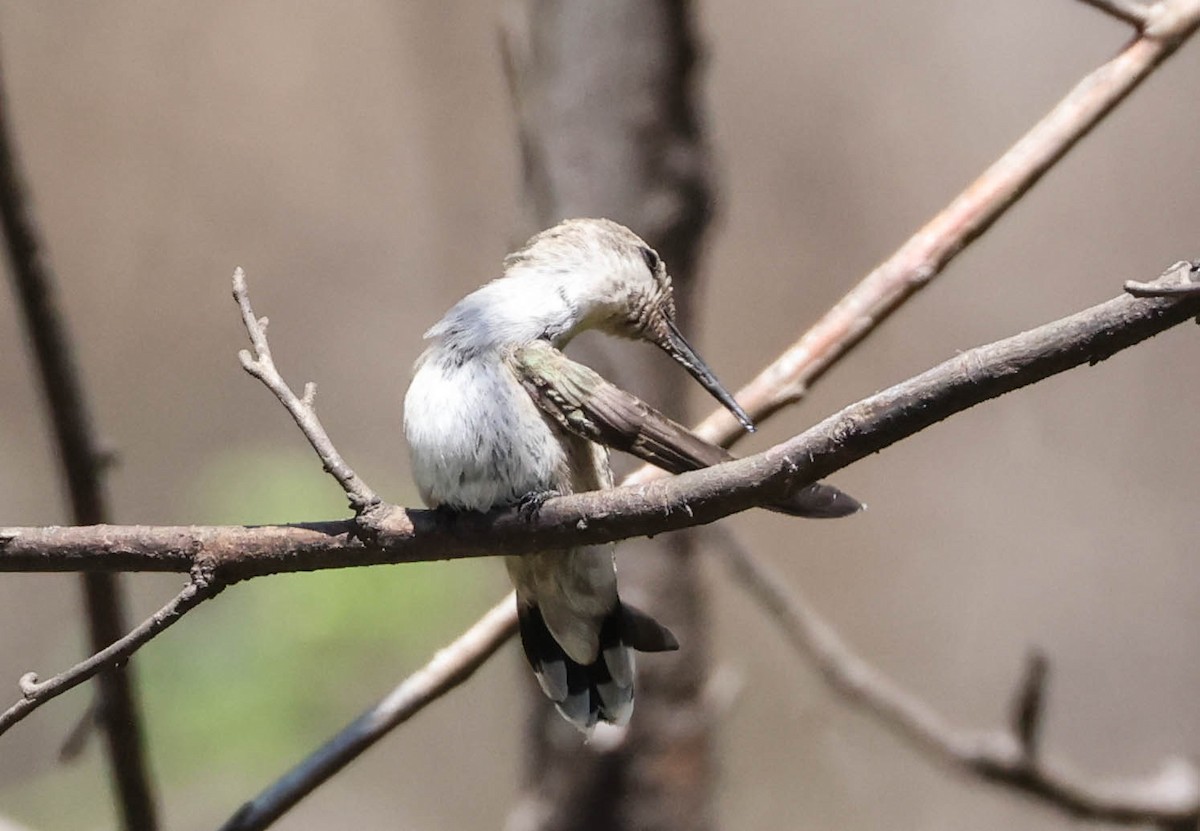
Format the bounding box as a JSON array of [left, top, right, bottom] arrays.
[[403, 218, 859, 730]]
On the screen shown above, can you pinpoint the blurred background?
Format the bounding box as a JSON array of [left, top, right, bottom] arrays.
[[1, 2, 1198, 829]]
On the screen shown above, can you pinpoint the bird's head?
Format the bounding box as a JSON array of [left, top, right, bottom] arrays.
[[505, 218, 754, 432]]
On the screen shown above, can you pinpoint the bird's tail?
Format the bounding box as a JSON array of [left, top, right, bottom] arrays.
[[516, 601, 678, 731]]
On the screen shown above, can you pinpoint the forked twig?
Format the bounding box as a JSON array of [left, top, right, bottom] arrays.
[[233, 269, 381, 515], [711, 526, 1200, 826]]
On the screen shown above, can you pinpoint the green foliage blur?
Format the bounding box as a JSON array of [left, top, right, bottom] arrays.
[[140, 446, 494, 779]]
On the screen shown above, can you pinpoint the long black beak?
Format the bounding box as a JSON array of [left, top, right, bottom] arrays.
[[657, 318, 755, 432]]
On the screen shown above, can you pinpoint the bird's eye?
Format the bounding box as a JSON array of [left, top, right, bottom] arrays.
[[640, 246, 660, 273]]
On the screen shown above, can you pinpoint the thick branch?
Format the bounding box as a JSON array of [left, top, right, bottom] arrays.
[[673, 0, 1200, 453], [0, 45, 158, 830], [713, 529, 1200, 825], [3, 264, 1198, 577]]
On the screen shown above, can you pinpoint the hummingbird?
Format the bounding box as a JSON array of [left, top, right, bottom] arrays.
[[403, 218, 860, 730]]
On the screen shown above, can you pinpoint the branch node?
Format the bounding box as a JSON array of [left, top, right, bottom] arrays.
[[18, 672, 42, 697], [301, 382, 317, 408]]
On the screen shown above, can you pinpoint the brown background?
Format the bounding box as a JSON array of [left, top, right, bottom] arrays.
[[1, 2, 1199, 830]]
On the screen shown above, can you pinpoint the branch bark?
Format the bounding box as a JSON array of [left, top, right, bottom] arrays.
[[0, 44, 158, 831], [2, 263, 1196, 578]]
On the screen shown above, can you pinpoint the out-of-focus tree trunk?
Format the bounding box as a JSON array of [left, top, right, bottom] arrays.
[[504, 3, 716, 830]]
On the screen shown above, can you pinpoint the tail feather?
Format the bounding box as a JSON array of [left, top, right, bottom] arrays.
[[517, 601, 676, 730]]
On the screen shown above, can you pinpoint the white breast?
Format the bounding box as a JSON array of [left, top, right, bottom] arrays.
[[403, 348, 568, 511]]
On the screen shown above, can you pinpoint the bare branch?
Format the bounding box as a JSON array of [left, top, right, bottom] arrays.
[[1076, 0, 1153, 27], [3, 265, 1199, 578], [0, 566, 225, 737], [217, 594, 518, 831], [665, 1, 1200, 456], [0, 42, 158, 830], [232, 269, 381, 515], [711, 527, 1200, 826]]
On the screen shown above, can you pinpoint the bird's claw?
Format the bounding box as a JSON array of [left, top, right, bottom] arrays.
[[518, 489, 561, 522]]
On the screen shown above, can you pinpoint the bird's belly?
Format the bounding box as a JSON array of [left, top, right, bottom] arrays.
[[404, 353, 569, 511]]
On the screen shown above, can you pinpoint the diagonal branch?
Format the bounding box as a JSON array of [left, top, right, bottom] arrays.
[[710, 526, 1200, 825], [665, 0, 1200, 456], [217, 594, 518, 831], [0, 44, 159, 831], [0, 566, 226, 737]]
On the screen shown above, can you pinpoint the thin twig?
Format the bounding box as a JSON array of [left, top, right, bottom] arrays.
[[4, 268, 1199, 576], [218, 594, 518, 831], [1126, 261, 1200, 295], [710, 527, 1200, 825], [0, 44, 158, 830], [1076, 0, 1153, 27], [1010, 650, 1050, 759], [0, 566, 225, 737], [653, 0, 1200, 457], [233, 269, 381, 515]]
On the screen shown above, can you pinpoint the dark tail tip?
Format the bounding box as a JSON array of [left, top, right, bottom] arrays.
[[516, 602, 678, 730]]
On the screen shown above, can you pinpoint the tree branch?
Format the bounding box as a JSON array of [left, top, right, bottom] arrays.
[[217, 594, 518, 831], [710, 527, 1200, 826], [3, 262, 1198, 578], [3, 261, 1197, 812], [0, 44, 158, 830], [233, 269, 381, 516], [667, 0, 1200, 455], [0, 566, 225, 737]]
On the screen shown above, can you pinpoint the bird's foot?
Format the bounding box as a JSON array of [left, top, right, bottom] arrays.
[[517, 489, 562, 522]]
